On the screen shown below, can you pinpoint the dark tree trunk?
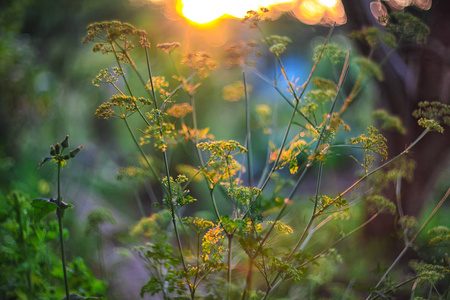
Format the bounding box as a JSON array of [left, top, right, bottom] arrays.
[[342, 0, 450, 236]]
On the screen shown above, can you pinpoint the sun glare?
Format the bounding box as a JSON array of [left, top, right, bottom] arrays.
[[176, 0, 346, 26], [317, 0, 337, 8]]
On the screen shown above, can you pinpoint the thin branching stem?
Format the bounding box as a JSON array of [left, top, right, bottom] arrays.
[[252, 70, 316, 129], [255, 166, 308, 257], [242, 26, 337, 298], [115, 39, 192, 295], [187, 87, 230, 233], [258, 24, 336, 192], [367, 187, 450, 300], [258, 89, 299, 192], [189, 93, 204, 165], [326, 128, 429, 210], [144, 47, 191, 291], [260, 47, 349, 268], [133, 188, 146, 218], [299, 212, 379, 269], [370, 276, 419, 300], [57, 162, 70, 300], [122, 117, 159, 180], [144, 47, 158, 108], [227, 234, 233, 299], [160, 116, 192, 295], [110, 42, 150, 128], [243, 71, 253, 187], [395, 176, 409, 245], [269, 162, 323, 288], [265, 128, 432, 299], [108, 43, 168, 206]]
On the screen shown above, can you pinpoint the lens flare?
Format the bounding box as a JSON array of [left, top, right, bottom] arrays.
[[176, 0, 346, 26]]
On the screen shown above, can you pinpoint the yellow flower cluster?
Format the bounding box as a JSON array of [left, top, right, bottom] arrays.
[[146, 76, 170, 99]]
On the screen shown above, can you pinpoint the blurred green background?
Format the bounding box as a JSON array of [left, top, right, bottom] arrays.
[[1, 0, 449, 299]]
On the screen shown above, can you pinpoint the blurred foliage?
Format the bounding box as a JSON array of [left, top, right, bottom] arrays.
[[0, 191, 106, 299], [1, 0, 449, 299]]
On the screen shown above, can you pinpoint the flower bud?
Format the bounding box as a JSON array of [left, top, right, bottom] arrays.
[[50, 145, 56, 156], [55, 143, 61, 155], [61, 135, 69, 149], [63, 155, 70, 160], [69, 145, 84, 158]]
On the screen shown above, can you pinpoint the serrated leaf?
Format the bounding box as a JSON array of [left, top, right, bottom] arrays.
[[32, 198, 58, 221]]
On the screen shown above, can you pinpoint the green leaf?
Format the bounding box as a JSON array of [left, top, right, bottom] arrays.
[[32, 198, 73, 221], [39, 156, 55, 167], [32, 198, 58, 221]]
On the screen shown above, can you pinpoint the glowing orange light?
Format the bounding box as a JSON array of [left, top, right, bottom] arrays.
[[317, 0, 338, 8], [176, 0, 346, 26]]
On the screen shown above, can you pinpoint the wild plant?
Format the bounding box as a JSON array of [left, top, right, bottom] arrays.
[[0, 190, 106, 298], [83, 9, 449, 299], [35, 136, 105, 299], [37, 135, 83, 299]]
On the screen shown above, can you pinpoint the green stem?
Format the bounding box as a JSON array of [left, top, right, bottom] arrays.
[[243, 26, 338, 298], [144, 47, 158, 108], [370, 276, 418, 300], [264, 128, 433, 299], [243, 71, 253, 188], [57, 162, 70, 300], [133, 188, 146, 218], [227, 235, 233, 298], [242, 255, 254, 300], [189, 91, 227, 231], [367, 187, 450, 299], [163, 150, 191, 293], [252, 69, 316, 129], [258, 94, 299, 192], [256, 166, 308, 257], [395, 176, 409, 245], [257, 25, 336, 193], [323, 128, 429, 211], [255, 43, 348, 266], [193, 232, 200, 286], [122, 118, 159, 180], [284, 162, 323, 265], [299, 212, 379, 269], [110, 42, 149, 125], [189, 93, 204, 165], [210, 188, 226, 232], [141, 48, 190, 289]]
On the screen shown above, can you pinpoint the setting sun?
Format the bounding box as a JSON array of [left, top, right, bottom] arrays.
[[175, 0, 346, 25]]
